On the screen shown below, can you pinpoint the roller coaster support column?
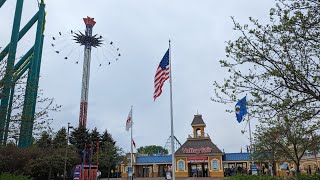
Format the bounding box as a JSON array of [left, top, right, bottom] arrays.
[[0, 0, 6, 8], [0, 0, 24, 145], [18, 2, 45, 147]]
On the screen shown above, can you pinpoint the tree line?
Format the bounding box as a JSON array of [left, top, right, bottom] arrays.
[[0, 126, 125, 179]]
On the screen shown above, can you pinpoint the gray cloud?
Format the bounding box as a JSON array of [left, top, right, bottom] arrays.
[[0, 0, 274, 153]]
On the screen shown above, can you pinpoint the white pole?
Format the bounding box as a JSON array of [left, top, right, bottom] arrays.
[[130, 106, 133, 180], [248, 112, 253, 165], [169, 40, 175, 180]]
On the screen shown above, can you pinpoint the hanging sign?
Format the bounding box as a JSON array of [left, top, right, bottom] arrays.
[[187, 157, 208, 163]]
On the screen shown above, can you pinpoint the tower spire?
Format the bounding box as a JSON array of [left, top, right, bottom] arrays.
[[76, 16, 101, 127]]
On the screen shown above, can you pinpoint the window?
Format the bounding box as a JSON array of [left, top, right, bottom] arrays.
[[212, 160, 219, 170], [178, 161, 184, 171]]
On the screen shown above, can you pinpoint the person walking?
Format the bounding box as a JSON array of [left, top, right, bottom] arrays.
[[291, 166, 295, 176], [308, 165, 312, 175]]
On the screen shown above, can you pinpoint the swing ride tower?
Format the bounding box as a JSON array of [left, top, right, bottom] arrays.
[[74, 17, 102, 128]]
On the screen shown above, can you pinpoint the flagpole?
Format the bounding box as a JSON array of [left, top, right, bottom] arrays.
[[248, 109, 254, 170], [130, 106, 133, 180], [248, 113, 253, 154], [169, 40, 175, 180]]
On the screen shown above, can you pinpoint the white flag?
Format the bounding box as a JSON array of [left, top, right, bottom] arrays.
[[125, 109, 133, 131]]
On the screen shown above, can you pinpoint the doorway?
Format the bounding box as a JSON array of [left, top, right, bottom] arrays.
[[188, 163, 209, 177]]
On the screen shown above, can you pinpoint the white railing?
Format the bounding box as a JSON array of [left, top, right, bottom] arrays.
[[187, 133, 210, 139]]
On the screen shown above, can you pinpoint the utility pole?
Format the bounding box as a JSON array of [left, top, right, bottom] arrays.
[[63, 122, 73, 180]]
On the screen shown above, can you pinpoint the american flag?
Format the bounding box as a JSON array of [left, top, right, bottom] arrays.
[[154, 49, 170, 101]]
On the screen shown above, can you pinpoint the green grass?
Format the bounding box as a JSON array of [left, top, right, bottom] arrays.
[[225, 174, 320, 180], [0, 172, 31, 180]]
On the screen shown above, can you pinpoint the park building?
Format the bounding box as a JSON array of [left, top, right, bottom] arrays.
[[120, 114, 320, 178], [120, 114, 251, 178]]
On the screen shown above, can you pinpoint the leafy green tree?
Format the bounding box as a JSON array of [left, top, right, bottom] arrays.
[[137, 145, 168, 155], [212, 0, 320, 121], [212, 0, 320, 174], [0, 61, 62, 143], [0, 145, 34, 174], [26, 147, 78, 179], [253, 116, 320, 173], [96, 141, 124, 179]]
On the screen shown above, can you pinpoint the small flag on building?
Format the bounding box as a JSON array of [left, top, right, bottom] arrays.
[[235, 96, 247, 123], [126, 109, 133, 131], [154, 49, 170, 101]]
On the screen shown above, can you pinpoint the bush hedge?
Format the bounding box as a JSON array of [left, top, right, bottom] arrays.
[[226, 174, 320, 180]]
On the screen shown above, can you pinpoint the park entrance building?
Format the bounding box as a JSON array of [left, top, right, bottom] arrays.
[[120, 114, 247, 178], [174, 114, 224, 178]]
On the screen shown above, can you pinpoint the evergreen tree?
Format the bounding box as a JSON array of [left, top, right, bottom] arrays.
[[52, 127, 67, 148], [35, 131, 52, 148], [101, 129, 115, 147], [69, 126, 90, 155], [90, 127, 101, 143]]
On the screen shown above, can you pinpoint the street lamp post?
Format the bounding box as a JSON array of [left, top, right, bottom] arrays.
[[64, 122, 73, 180]]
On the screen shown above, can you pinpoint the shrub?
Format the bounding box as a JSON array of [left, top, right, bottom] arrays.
[[296, 174, 320, 180], [226, 175, 284, 180]]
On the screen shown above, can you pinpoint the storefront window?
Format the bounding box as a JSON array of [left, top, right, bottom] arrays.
[[178, 161, 184, 171], [212, 160, 219, 170]]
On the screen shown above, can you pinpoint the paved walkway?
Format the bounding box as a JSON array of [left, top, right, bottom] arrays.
[[101, 178, 221, 180]]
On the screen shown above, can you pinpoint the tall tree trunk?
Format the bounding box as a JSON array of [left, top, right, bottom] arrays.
[[272, 162, 277, 177], [107, 166, 110, 180], [48, 166, 52, 180], [296, 161, 300, 174]]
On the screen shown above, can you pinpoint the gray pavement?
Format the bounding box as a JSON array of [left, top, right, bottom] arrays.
[[101, 178, 221, 180]]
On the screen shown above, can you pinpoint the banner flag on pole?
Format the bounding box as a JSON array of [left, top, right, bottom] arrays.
[[126, 109, 133, 131], [235, 96, 247, 123], [132, 139, 136, 149], [153, 49, 170, 101]]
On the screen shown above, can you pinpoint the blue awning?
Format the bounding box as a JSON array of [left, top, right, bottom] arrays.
[[223, 153, 250, 161], [136, 155, 172, 164]]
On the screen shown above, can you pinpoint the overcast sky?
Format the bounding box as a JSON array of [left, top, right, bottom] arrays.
[[1, 0, 275, 153]]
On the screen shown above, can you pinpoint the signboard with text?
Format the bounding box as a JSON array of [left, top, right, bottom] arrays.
[[182, 147, 212, 154], [250, 165, 258, 175], [187, 157, 208, 163]]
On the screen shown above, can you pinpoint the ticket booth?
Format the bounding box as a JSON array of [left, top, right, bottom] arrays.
[[73, 164, 98, 180]]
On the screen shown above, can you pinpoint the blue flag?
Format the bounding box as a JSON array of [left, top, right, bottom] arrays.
[[235, 96, 247, 123]]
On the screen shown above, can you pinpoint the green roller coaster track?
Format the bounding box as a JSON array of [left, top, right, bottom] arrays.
[[0, 0, 46, 147]]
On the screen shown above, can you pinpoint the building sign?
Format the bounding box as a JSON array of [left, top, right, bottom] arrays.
[[187, 157, 208, 163], [182, 147, 212, 154], [250, 165, 258, 175]]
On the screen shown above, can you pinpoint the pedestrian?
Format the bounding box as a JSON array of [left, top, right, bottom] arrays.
[[308, 165, 312, 175], [291, 166, 295, 176], [269, 164, 273, 177]]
